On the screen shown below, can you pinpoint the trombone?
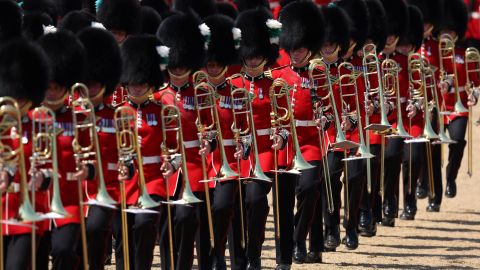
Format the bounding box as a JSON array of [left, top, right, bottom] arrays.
[[308, 58, 336, 214], [465, 47, 480, 177], [0, 97, 45, 270]]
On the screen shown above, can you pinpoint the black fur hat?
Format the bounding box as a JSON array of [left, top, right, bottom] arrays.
[[407, 0, 443, 30], [216, 2, 238, 20], [365, 0, 387, 52], [204, 14, 239, 67], [235, 7, 279, 65], [38, 30, 87, 88], [22, 12, 53, 41], [336, 0, 369, 51], [58, 10, 96, 34], [156, 12, 206, 71], [279, 0, 324, 54], [380, 0, 408, 39], [140, 0, 170, 18], [78, 27, 122, 96], [54, 0, 82, 17], [22, 0, 58, 26], [234, 0, 269, 12], [140, 6, 162, 35], [399, 5, 424, 51], [120, 34, 164, 88], [0, 0, 22, 42], [0, 38, 50, 105], [320, 4, 351, 58], [173, 0, 217, 19], [97, 0, 141, 35], [440, 0, 468, 39]]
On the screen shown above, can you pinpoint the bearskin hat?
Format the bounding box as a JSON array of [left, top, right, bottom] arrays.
[[407, 0, 443, 30], [440, 0, 468, 39], [279, 0, 324, 54], [58, 10, 96, 34], [0, 0, 22, 42], [234, 0, 269, 12], [235, 8, 279, 65], [173, 0, 217, 19], [203, 14, 239, 67], [365, 0, 387, 52], [22, 0, 58, 26], [380, 0, 408, 39], [78, 27, 122, 96], [336, 0, 369, 51], [156, 12, 206, 71], [140, 6, 162, 35], [0, 38, 50, 105], [399, 5, 424, 51], [216, 2, 238, 20], [38, 30, 87, 88], [320, 4, 351, 58], [120, 35, 164, 88], [22, 12, 53, 41], [141, 0, 170, 18], [54, 0, 82, 17], [97, 0, 141, 35]]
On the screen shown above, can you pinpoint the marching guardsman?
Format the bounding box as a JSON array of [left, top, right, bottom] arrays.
[[358, 0, 388, 237], [38, 30, 91, 270], [336, 0, 370, 249], [378, 0, 409, 227], [76, 26, 123, 270], [117, 34, 174, 270], [156, 12, 213, 270], [309, 3, 352, 253], [97, 0, 142, 107], [0, 38, 50, 269], [394, 5, 426, 221], [423, 0, 479, 211], [230, 7, 290, 270], [201, 14, 244, 270], [278, 0, 326, 263]]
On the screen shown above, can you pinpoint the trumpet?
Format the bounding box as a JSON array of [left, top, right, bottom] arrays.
[[308, 58, 335, 213], [439, 34, 469, 115], [465, 47, 480, 177]]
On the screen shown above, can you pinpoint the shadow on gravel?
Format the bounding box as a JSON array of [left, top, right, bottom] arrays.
[[400, 224, 480, 233], [335, 262, 476, 269], [415, 218, 480, 226]]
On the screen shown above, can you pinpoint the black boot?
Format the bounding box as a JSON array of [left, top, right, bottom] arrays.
[[399, 205, 416, 220], [246, 257, 261, 270], [358, 209, 376, 237], [416, 185, 428, 199], [426, 202, 440, 212], [324, 225, 340, 251], [293, 241, 307, 264], [305, 251, 322, 263], [275, 263, 291, 270], [212, 256, 227, 270], [342, 229, 359, 250], [445, 181, 457, 198]]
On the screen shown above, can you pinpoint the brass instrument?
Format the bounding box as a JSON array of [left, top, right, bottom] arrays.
[[465, 47, 480, 177], [308, 58, 335, 213], [159, 91, 184, 270], [0, 98, 45, 270], [439, 34, 469, 115]]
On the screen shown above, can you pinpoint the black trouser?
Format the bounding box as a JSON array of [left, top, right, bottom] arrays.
[[343, 154, 367, 231], [383, 137, 404, 217], [37, 232, 51, 270], [112, 194, 164, 270], [402, 142, 425, 210], [51, 223, 80, 270], [322, 152, 345, 232], [446, 117, 468, 184], [86, 205, 114, 270], [228, 180, 247, 270], [272, 172, 298, 265], [211, 180, 238, 262], [4, 234, 31, 270], [293, 161, 321, 246], [360, 145, 382, 222], [174, 191, 211, 270]]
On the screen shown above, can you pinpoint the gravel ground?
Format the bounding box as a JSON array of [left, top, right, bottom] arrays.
[[106, 106, 480, 270]]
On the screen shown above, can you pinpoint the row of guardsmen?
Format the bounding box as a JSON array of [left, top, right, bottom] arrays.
[[0, 0, 479, 269]]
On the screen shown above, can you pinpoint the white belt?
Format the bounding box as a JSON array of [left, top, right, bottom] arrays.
[[142, 156, 161, 165], [108, 163, 117, 171], [472, 12, 480, 19], [256, 128, 271, 136], [223, 139, 235, 146], [400, 97, 407, 103], [184, 140, 200, 149], [458, 87, 466, 93], [66, 172, 76, 181], [7, 183, 20, 193], [296, 120, 316, 127], [99, 127, 116, 134]]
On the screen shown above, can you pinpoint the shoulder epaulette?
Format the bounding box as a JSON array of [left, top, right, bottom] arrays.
[[269, 64, 290, 72], [149, 94, 163, 106], [264, 69, 274, 80], [158, 83, 168, 91]]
